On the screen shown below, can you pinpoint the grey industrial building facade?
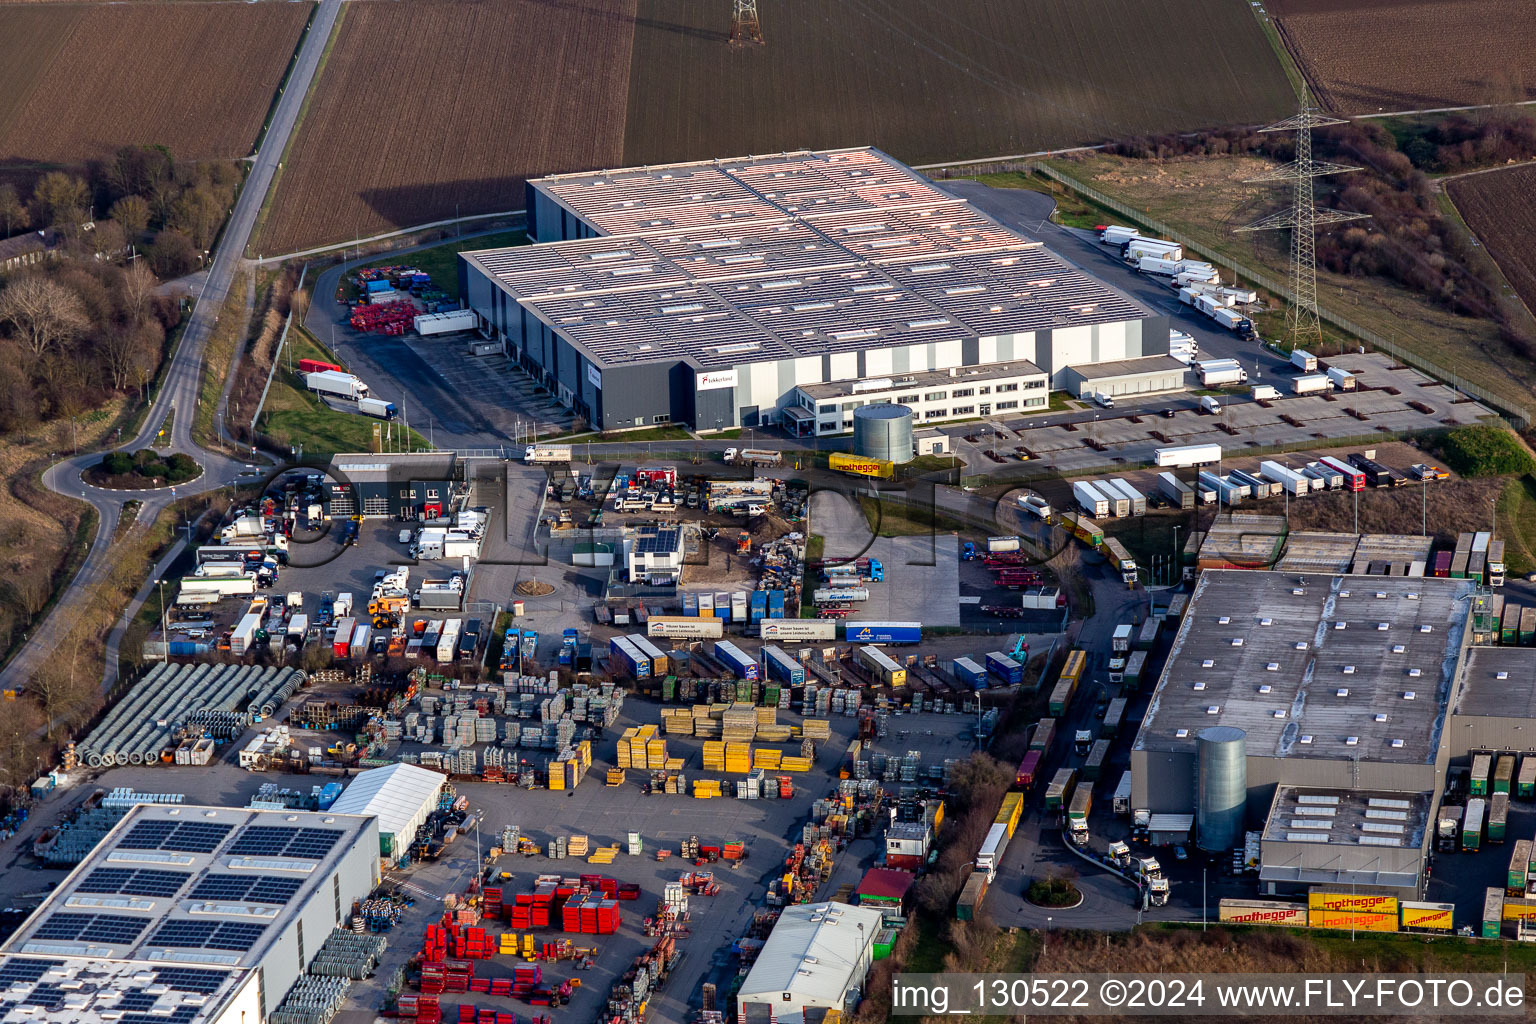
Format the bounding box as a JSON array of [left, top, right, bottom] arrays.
[[459, 148, 1168, 432], [1131, 566, 1536, 899]]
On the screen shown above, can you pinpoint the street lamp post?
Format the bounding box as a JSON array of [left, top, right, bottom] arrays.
[[1171, 525, 1181, 587], [157, 580, 169, 664]]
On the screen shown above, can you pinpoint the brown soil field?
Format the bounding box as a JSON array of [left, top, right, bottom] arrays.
[[0, 2, 312, 164], [256, 0, 637, 256], [1449, 165, 1536, 318], [1270, 0, 1536, 115], [623, 0, 1294, 168], [260, 0, 1295, 252]]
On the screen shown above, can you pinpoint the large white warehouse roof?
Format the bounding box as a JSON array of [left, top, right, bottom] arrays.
[[467, 148, 1153, 370], [327, 761, 446, 837], [738, 902, 883, 1008]]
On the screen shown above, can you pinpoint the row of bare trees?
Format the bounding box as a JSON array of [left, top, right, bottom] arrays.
[[1, 144, 243, 279]]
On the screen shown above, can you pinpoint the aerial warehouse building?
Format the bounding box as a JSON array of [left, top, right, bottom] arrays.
[[0, 804, 380, 1024], [462, 148, 1168, 433], [736, 902, 883, 1021], [328, 761, 447, 867]]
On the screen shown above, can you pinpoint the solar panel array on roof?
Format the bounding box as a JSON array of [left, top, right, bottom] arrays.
[[150, 919, 267, 952], [226, 825, 342, 859], [153, 967, 231, 994], [119, 819, 233, 853], [77, 867, 191, 898], [123, 1006, 200, 1024], [33, 912, 149, 944], [190, 873, 303, 904], [0, 958, 61, 986]]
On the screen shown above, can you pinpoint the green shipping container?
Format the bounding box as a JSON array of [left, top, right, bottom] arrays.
[[1471, 753, 1492, 796], [661, 675, 677, 701], [1123, 651, 1147, 693], [1520, 756, 1536, 799], [1523, 606, 1536, 646], [1484, 888, 1504, 938], [1509, 841, 1531, 893], [1495, 755, 1515, 794], [1490, 792, 1510, 843], [1503, 606, 1522, 645]]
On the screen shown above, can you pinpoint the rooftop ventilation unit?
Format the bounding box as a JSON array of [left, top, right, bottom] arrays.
[[1337, 687, 1351, 696], [1175, 729, 1189, 738], [1232, 638, 1244, 647], [1296, 642, 1309, 650], [1260, 617, 1273, 626], [1393, 645, 1406, 654], [1377, 622, 1390, 631], [1193, 681, 1207, 691], [1345, 736, 1359, 746], [1258, 684, 1272, 694], [1202, 659, 1215, 668], [1267, 663, 1280, 671], [1374, 714, 1388, 723], [1206, 706, 1221, 714], [1300, 735, 1314, 744], [1273, 710, 1287, 719], [1420, 625, 1433, 633], [1408, 668, 1421, 677], [1498, 671, 1510, 680], [1403, 691, 1416, 700], [1343, 666, 1356, 675]]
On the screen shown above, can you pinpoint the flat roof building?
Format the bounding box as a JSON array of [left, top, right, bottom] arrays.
[[1, 803, 380, 1022], [737, 902, 883, 1023], [461, 148, 1168, 433], [326, 452, 460, 520], [1131, 570, 1475, 818], [1258, 786, 1432, 897], [1062, 354, 1189, 400]]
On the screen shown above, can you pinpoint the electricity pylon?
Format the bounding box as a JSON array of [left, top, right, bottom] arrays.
[[1237, 90, 1369, 351], [730, 0, 764, 46]]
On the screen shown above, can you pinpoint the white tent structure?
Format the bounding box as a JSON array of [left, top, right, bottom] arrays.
[[328, 761, 446, 865], [737, 902, 882, 1022]]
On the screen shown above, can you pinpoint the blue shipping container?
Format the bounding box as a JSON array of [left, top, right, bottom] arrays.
[[713, 640, 760, 681], [609, 636, 651, 679], [716, 593, 732, 622], [985, 651, 1024, 686], [767, 590, 786, 618], [762, 646, 806, 686], [844, 621, 923, 644], [317, 781, 344, 810], [952, 657, 988, 689], [750, 591, 768, 623], [683, 592, 699, 616]]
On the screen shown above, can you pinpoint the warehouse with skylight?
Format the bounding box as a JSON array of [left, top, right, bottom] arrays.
[[459, 147, 1169, 433]]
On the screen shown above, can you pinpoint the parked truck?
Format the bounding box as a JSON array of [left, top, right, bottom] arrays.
[[304, 370, 369, 400], [1325, 366, 1357, 391], [1157, 472, 1195, 509], [1259, 460, 1312, 496], [1290, 349, 1318, 373], [1196, 359, 1248, 387], [1437, 804, 1464, 853], [1211, 307, 1254, 337], [1067, 788, 1092, 845], [179, 576, 257, 598], [1100, 537, 1139, 585], [524, 445, 572, 463], [1092, 481, 1130, 518], [1106, 478, 1146, 516], [358, 397, 397, 420], [723, 448, 783, 467], [1073, 480, 1111, 518], [1290, 373, 1334, 396]]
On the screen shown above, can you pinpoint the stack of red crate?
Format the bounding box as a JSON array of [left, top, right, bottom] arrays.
[[410, 997, 441, 1024], [508, 892, 553, 929], [422, 924, 450, 963], [488, 978, 513, 997], [512, 964, 543, 999], [457, 1006, 475, 1024], [418, 961, 473, 994], [448, 925, 494, 959], [483, 887, 502, 918], [559, 893, 620, 934]]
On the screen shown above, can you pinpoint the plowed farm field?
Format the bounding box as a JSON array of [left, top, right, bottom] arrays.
[[1449, 166, 1536, 317], [260, 0, 1295, 252], [256, 0, 637, 256], [0, 2, 313, 163], [622, 0, 1294, 169], [1270, 0, 1536, 115]]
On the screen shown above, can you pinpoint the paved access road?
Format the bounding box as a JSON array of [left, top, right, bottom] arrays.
[[1, 0, 347, 697]]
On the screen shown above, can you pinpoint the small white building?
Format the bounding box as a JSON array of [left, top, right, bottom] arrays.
[[737, 902, 883, 1022], [626, 525, 684, 583], [1062, 354, 1189, 400], [328, 761, 447, 866]]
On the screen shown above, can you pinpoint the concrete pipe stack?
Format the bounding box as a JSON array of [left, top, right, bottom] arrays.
[[306, 930, 387, 980], [77, 664, 306, 768], [270, 975, 350, 1024]]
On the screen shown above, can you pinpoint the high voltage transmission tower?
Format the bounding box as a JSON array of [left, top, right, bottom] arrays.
[[1237, 89, 1368, 352], [730, 0, 764, 46]]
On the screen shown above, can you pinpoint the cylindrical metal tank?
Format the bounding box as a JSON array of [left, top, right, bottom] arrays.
[[852, 403, 914, 463], [1196, 725, 1246, 853]]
